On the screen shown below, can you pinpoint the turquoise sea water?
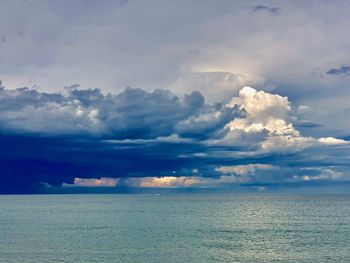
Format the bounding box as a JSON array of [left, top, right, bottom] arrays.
[[0, 194, 349, 263]]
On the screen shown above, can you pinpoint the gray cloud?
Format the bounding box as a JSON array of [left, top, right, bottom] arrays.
[[0, 84, 241, 140], [252, 5, 281, 14], [326, 65, 350, 76]]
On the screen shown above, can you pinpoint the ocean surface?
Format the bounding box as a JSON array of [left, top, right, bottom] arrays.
[[0, 194, 349, 263]]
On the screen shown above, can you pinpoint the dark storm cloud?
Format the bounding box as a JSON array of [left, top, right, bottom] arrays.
[[0, 133, 206, 193], [326, 65, 350, 76], [0, 84, 240, 139]]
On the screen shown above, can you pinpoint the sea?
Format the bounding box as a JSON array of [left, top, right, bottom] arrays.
[[0, 194, 349, 263]]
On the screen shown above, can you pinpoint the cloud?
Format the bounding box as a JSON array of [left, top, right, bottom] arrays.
[[7, 84, 341, 154], [169, 71, 264, 103], [0, 85, 228, 139], [215, 164, 275, 175], [293, 167, 345, 182], [1, 0, 350, 140], [67, 177, 119, 187], [212, 164, 278, 185], [326, 65, 350, 76], [222, 87, 350, 153], [318, 137, 350, 145], [252, 5, 281, 14], [227, 86, 291, 121], [0, 1, 349, 114], [0, 84, 349, 193], [224, 87, 314, 152], [125, 176, 201, 188]]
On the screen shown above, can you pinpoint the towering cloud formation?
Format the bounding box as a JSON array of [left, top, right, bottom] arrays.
[[0, 84, 349, 193], [225, 87, 347, 152]]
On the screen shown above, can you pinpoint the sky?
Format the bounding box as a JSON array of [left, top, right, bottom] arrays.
[[1, 0, 350, 194]]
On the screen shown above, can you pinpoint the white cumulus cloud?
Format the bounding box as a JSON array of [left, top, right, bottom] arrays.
[[224, 87, 348, 153]]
